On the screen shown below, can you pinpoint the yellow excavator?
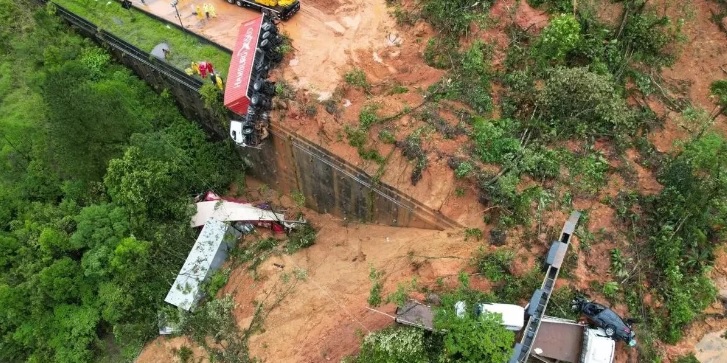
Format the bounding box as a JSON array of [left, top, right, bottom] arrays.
[[225, 0, 300, 20]]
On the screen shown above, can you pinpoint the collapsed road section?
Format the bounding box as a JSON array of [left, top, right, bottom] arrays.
[[225, 14, 284, 148]]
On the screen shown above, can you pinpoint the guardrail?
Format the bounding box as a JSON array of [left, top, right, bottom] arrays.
[[43, 0, 461, 230], [50, 3, 203, 92]]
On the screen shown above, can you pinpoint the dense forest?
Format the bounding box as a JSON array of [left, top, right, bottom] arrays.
[[2, 0, 727, 362], [0, 0, 239, 361]]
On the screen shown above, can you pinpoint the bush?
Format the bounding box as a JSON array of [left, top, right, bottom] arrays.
[[204, 269, 230, 298], [527, 0, 573, 13], [368, 267, 384, 307], [532, 14, 581, 65], [423, 36, 458, 69], [345, 126, 367, 148], [620, 9, 679, 67], [473, 247, 514, 281], [536, 67, 636, 139], [451, 41, 495, 113], [471, 118, 521, 164], [464, 227, 482, 241], [378, 129, 396, 144], [419, 0, 491, 37], [286, 224, 317, 253], [344, 68, 370, 92], [455, 161, 474, 179], [348, 327, 429, 363], [359, 104, 380, 130], [435, 304, 515, 362]]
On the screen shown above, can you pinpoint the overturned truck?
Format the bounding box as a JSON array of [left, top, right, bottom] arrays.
[[225, 14, 283, 147]]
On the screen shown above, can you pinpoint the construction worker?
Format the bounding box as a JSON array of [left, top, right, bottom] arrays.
[[211, 73, 224, 90], [203, 3, 210, 19], [196, 5, 204, 20], [209, 3, 217, 18], [190, 61, 200, 76], [198, 61, 208, 78]]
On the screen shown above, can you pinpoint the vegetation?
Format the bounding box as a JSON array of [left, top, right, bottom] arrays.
[[351, 274, 514, 363], [0, 2, 238, 361], [366, 0, 719, 360], [344, 68, 371, 92], [52, 0, 231, 73]]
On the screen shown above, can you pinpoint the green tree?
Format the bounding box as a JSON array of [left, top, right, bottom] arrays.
[[709, 79, 727, 119], [48, 304, 100, 363], [644, 133, 727, 342], [420, 0, 491, 37], [42, 62, 148, 182], [533, 14, 581, 65], [536, 67, 635, 139], [349, 327, 429, 363], [435, 309, 515, 362]]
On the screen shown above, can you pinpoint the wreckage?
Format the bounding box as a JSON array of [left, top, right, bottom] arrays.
[[224, 14, 284, 148]]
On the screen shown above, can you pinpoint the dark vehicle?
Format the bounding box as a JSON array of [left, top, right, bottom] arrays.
[[572, 297, 636, 347]]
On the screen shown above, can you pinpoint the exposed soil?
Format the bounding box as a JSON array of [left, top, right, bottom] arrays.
[[137, 190, 482, 362], [135, 336, 206, 363], [130, 0, 727, 361], [648, 0, 727, 152]]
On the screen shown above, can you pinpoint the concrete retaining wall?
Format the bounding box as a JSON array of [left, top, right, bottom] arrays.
[[51, 3, 459, 230]]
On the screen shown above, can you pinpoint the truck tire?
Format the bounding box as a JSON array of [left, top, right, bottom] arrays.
[[235, 0, 243, 7], [604, 325, 615, 337]]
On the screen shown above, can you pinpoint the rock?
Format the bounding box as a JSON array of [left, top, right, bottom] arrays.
[[718, 289, 727, 303], [490, 228, 507, 246], [273, 99, 288, 110], [324, 20, 346, 35], [425, 293, 442, 306], [413, 20, 428, 37], [400, 115, 411, 127]]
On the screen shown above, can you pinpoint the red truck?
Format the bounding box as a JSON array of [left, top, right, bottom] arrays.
[[224, 14, 283, 147]]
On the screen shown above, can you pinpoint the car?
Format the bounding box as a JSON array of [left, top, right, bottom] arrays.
[[572, 297, 637, 347]]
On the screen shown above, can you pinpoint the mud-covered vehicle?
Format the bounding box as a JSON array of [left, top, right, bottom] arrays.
[[572, 297, 636, 347]]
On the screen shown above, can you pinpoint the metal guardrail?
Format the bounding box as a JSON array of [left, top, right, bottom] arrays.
[[509, 211, 581, 363], [43, 0, 462, 231], [45, 1, 203, 93]]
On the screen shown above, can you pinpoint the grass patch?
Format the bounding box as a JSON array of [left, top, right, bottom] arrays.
[[52, 0, 231, 73], [344, 68, 370, 92]]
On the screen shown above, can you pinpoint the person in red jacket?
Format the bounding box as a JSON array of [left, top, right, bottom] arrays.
[[197, 61, 215, 78]]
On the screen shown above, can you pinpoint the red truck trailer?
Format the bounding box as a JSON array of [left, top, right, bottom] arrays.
[[224, 14, 282, 147]]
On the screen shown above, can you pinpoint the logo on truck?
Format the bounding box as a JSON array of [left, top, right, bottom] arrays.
[[233, 26, 255, 89]]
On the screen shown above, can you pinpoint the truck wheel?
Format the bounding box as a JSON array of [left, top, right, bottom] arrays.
[[604, 325, 615, 337], [235, 0, 243, 7], [226, 0, 233, 3]]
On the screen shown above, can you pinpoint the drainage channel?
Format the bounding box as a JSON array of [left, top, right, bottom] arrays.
[[48, 2, 462, 231]]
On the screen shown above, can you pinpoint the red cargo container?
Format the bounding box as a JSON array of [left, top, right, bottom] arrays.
[[224, 15, 264, 115]]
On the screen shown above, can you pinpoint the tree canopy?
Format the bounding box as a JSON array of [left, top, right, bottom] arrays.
[[0, 2, 239, 361]]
